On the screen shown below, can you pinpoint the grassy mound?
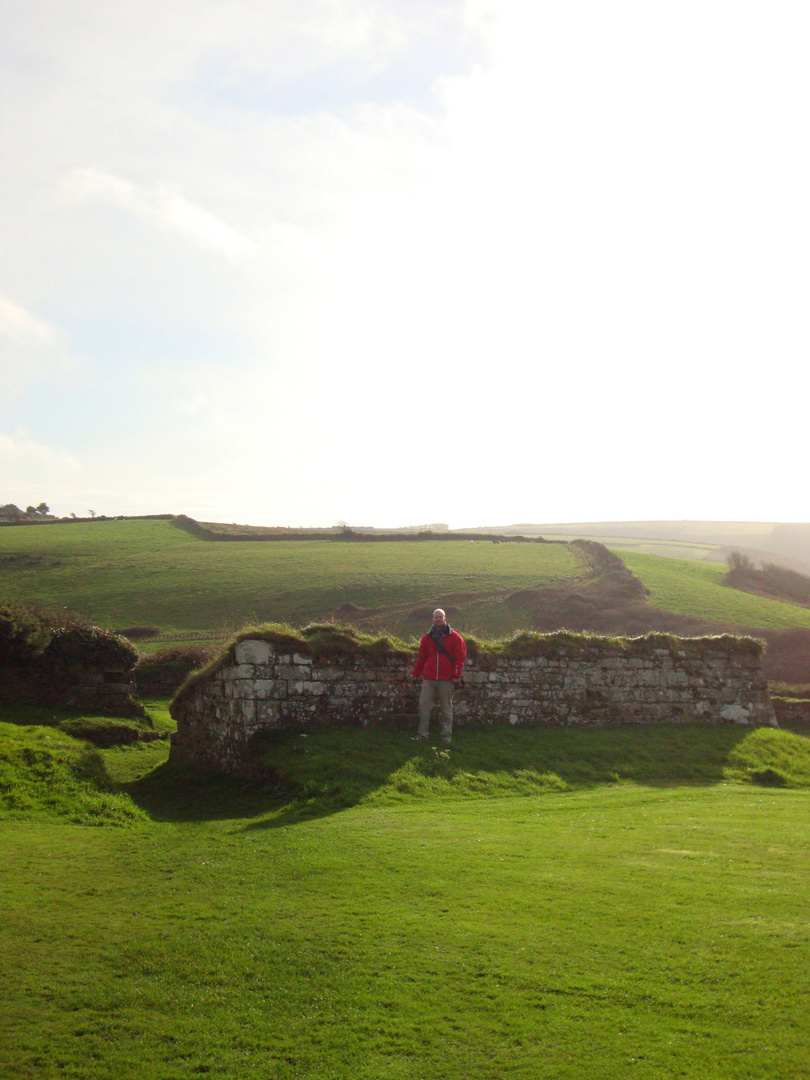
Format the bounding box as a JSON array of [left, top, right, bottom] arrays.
[[0, 722, 145, 825]]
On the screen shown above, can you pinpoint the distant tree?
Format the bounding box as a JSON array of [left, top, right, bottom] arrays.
[[70, 512, 77, 519], [727, 550, 755, 575], [35, 502, 49, 515], [87, 509, 96, 518], [25, 505, 37, 516]]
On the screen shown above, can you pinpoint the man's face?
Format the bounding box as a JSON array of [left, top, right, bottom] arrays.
[[432, 611, 447, 628]]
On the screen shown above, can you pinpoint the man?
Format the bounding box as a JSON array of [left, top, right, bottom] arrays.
[[411, 608, 466, 744]]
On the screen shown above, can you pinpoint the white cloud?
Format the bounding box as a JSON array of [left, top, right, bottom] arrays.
[[1, 1, 809, 527], [0, 295, 60, 349], [60, 169, 254, 260], [0, 429, 82, 502], [0, 294, 75, 402]]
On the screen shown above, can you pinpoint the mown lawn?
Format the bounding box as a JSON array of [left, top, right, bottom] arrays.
[[1, 705, 809, 1080]]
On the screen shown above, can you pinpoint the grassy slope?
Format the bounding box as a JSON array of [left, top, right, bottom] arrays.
[[1, 705, 809, 1080], [0, 519, 585, 640], [620, 551, 810, 629], [5, 519, 810, 648]]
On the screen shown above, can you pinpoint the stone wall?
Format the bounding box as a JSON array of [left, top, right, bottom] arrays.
[[170, 634, 776, 776], [0, 663, 144, 716]]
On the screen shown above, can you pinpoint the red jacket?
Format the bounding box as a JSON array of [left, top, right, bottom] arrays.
[[412, 627, 466, 681]]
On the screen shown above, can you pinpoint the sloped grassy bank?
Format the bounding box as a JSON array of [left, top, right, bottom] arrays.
[[3, 699, 810, 829]]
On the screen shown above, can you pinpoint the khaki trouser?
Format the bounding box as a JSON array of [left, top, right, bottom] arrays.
[[418, 679, 455, 739]]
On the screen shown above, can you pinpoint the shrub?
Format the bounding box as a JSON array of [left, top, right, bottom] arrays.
[[0, 602, 138, 674], [135, 645, 213, 696], [43, 624, 139, 672], [0, 601, 52, 664]]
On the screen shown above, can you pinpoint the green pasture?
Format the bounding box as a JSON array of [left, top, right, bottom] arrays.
[[1, 700, 810, 1080], [0, 519, 585, 641], [5, 520, 810, 650], [621, 551, 810, 630]]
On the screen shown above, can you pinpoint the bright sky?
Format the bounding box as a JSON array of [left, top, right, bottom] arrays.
[[2, 1, 808, 528]]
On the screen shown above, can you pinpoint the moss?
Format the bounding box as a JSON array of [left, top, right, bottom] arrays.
[[472, 629, 763, 661], [58, 716, 151, 746]]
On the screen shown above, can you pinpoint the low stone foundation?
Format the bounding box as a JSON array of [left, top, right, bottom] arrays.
[[0, 665, 143, 716], [170, 633, 776, 776]]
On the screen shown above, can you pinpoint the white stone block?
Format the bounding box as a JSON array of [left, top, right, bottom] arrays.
[[720, 703, 750, 724], [235, 640, 272, 665], [293, 681, 325, 695]]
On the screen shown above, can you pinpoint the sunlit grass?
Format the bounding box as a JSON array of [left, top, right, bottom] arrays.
[[2, 701, 809, 1079], [0, 519, 585, 640], [621, 551, 810, 628]]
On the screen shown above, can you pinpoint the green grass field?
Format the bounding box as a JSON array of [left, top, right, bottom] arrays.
[[5, 520, 810, 652], [621, 551, 810, 630], [4, 522, 810, 1076], [0, 519, 587, 643], [2, 699, 810, 1080]]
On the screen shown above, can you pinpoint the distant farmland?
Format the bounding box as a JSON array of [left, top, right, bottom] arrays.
[[4, 517, 810, 655], [0, 519, 589, 644]]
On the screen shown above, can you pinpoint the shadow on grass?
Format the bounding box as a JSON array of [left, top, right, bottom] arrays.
[[119, 722, 791, 828]]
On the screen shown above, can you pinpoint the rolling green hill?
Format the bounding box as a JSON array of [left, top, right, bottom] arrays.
[[621, 552, 810, 630], [3, 519, 810, 1079], [0, 518, 587, 644], [4, 519, 810, 653]]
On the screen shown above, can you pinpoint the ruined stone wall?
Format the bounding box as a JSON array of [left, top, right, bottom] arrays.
[[170, 635, 776, 776], [0, 664, 143, 716]]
